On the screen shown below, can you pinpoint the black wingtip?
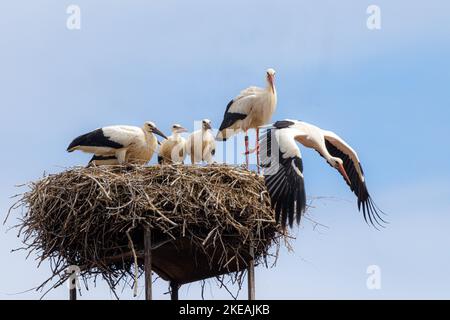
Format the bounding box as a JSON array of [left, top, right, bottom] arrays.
[[215, 131, 228, 142], [89, 155, 117, 164], [368, 197, 389, 226], [359, 196, 388, 230], [66, 141, 77, 152], [273, 120, 295, 129]]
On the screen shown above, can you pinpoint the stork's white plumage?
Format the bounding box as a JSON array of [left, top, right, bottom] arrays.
[[216, 68, 277, 169], [158, 124, 187, 164], [260, 119, 386, 229], [185, 119, 216, 164], [67, 121, 167, 165]]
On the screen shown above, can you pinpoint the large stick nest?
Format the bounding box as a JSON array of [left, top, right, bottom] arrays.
[[9, 164, 287, 297]]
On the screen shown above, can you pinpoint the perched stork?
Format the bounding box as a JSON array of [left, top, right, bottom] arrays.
[[216, 68, 277, 170], [158, 124, 187, 164], [67, 121, 167, 165], [185, 119, 215, 164], [260, 119, 386, 229]]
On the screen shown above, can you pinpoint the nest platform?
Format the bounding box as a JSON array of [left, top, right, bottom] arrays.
[[11, 164, 286, 298]]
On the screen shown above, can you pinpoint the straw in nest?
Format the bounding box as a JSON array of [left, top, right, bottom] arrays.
[[8, 164, 289, 298]]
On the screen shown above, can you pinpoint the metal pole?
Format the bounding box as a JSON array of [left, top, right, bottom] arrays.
[[247, 243, 255, 300], [170, 282, 179, 300], [144, 226, 152, 300]]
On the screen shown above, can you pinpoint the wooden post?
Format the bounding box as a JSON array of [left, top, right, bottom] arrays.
[[68, 267, 78, 300], [247, 243, 255, 300], [170, 281, 179, 300], [144, 226, 152, 300], [69, 286, 77, 300]]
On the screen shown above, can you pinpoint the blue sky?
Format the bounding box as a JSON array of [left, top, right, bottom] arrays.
[[1, 0, 449, 299]]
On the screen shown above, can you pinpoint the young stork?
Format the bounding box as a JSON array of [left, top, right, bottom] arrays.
[[185, 119, 216, 164], [216, 68, 277, 170], [67, 121, 167, 165], [260, 119, 386, 229], [158, 124, 188, 164]]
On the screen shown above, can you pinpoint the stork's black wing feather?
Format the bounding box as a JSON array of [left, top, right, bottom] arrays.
[[67, 129, 123, 151], [324, 139, 387, 229], [218, 99, 247, 132], [273, 120, 295, 129], [260, 129, 306, 228], [89, 155, 117, 163]]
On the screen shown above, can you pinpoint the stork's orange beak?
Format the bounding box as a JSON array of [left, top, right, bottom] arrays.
[[338, 163, 351, 185]]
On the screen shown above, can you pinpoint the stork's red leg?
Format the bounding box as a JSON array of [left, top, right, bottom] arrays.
[[244, 131, 249, 169], [256, 128, 260, 174]]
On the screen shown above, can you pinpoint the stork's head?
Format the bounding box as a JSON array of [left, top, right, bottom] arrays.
[[171, 123, 187, 134], [202, 119, 212, 131], [329, 157, 351, 185], [144, 121, 168, 139], [266, 68, 276, 91]]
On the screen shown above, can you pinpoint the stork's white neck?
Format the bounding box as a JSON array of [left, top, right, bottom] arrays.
[[202, 128, 213, 138], [143, 129, 156, 144], [324, 153, 340, 168], [172, 131, 180, 139], [266, 78, 276, 95], [314, 139, 334, 165]]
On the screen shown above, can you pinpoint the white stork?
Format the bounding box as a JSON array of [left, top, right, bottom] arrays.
[[216, 68, 277, 170], [260, 119, 386, 229], [158, 124, 187, 164], [185, 119, 215, 164], [67, 121, 167, 165]]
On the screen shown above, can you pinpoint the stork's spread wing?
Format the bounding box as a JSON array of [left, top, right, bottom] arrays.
[[260, 128, 306, 228], [323, 131, 387, 228]]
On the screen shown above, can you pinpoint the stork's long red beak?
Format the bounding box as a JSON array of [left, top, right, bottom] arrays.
[[338, 163, 351, 186]]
